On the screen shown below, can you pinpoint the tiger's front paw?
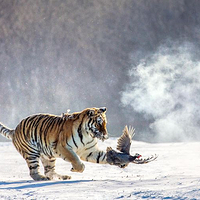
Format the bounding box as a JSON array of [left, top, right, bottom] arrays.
[[71, 163, 85, 173]]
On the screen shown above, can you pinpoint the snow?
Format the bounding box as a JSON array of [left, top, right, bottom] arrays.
[[0, 139, 199, 200]]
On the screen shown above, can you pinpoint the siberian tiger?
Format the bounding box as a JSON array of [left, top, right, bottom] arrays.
[[0, 107, 110, 181]]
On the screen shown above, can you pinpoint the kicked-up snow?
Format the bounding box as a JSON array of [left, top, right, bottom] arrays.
[[0, 138, 199, 200]]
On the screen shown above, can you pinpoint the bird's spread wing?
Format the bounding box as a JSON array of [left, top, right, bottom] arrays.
[[116, 125, 135, 154]]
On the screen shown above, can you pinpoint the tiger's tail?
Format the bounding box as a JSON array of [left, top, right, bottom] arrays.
[[0, 122, 14, 140]]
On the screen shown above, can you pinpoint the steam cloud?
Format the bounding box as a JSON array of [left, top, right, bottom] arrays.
[[121, 42, 200, 142]]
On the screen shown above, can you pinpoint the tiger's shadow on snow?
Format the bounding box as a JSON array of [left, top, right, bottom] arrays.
[[0, 180, 93, 190]]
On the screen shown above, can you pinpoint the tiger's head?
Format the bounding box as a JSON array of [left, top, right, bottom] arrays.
[[86, 107, 108, 141]]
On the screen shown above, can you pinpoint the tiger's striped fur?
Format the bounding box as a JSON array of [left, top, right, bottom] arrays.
[[0, 107, 109, 181]]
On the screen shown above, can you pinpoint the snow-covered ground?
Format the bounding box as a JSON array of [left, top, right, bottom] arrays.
[[0, 139, 199, 200]]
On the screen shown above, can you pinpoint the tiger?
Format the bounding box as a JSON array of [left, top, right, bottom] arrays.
[[0, 107, 111, 181]]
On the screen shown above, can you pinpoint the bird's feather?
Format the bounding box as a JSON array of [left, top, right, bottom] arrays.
[[116, 125, 135, 154]]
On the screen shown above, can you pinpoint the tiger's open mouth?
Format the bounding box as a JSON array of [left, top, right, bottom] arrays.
[[90, 128, 108, 141]]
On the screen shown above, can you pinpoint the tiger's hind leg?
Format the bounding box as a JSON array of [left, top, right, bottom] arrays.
[[40, 155, 71, 180], [25, 155, 49, 181]]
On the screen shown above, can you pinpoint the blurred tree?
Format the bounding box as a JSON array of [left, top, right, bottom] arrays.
[[0, 0, 200, 141]]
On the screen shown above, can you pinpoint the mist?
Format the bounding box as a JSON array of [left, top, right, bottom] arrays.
[[1, 0, 200, 142], [122, 42, 200, 142]]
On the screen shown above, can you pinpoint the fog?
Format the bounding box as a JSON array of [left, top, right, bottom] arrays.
[[1, 0, 200, 142], [122, 42, 200, 142]]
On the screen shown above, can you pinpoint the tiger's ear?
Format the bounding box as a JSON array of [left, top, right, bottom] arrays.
[[87, 109, 95, 116], [99, 107, 107, 113]]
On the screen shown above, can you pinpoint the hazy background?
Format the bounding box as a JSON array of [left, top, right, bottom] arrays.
[[1, 0, 200, 142]]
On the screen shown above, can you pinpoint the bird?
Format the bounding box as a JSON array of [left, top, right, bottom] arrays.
[[106, 125, 141, 168], [106, 125, 157, 168]]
